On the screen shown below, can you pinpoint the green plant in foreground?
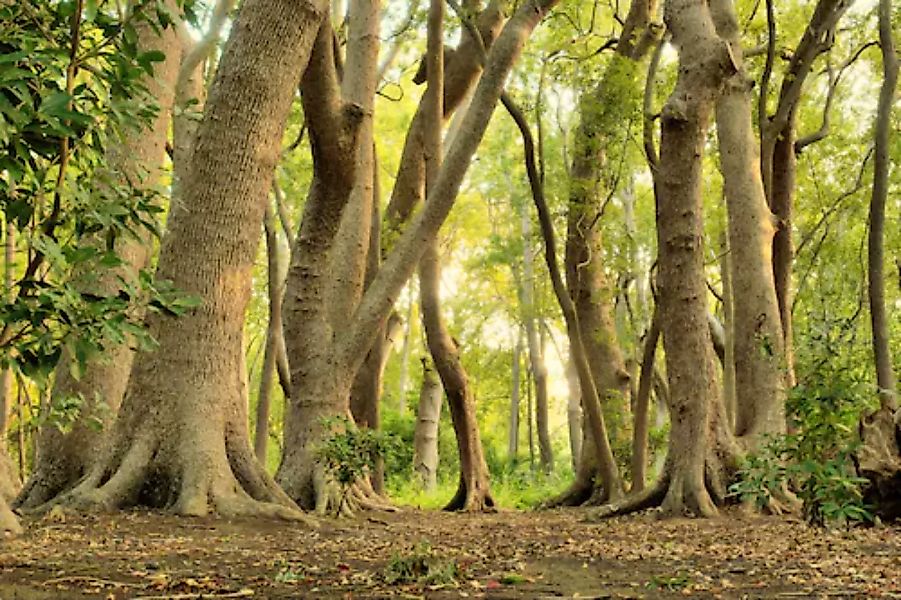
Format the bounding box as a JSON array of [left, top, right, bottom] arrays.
[[316, 416, 396, 514], [383, 543, 458, 586]]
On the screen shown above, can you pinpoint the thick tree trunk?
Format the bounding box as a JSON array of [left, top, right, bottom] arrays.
[[653, 0, 737, 518], [551, 0, 660, 505], [16, 8, 181, 510], [277, 11, 373, 513], [711, 0, 786, 443], [48, 0, 329, 521], [0, 450, 20, 534], [278, 0, 561, 513], [413, 359, 443, 491]]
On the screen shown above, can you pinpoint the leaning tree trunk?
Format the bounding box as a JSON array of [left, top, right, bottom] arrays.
[[857, 0, 900, 521], [760, 0, 853, 387], [413, 358, 443, 491], [16, 8, 181, 510], [277, 0, 561, 514], [419, 0, 493, 511], [47, 0, 329, 521]]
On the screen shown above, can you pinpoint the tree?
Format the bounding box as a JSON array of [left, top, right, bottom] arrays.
[[277, 0, 562, 514], [16, 0, 182, 510], [48, 0, 331, 519]]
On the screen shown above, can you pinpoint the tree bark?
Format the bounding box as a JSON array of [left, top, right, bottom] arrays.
[[631, 306, 660, 492], [566, 359, 583, 473], [413, 359, 443, 491], [0, 225, 12, 438], [48, 0, 329, 521], [0, 450, 20, 534], [254, 201, 286, 464], [760, 0, 853, 387], [710, 0, 787, 443], [520, 203, 553, 473], [653, 0, 737, 518], [509, 333, 522, 459], [551, 0, 660, 505], [278, 0, 561, 513], [857, 0, 900, 521], [866, 0, 898, 409], [16, 5, 181, 509]]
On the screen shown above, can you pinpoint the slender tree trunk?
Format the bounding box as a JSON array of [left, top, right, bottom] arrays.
[[419, 0, 493, 511], [16, 6, 181, 509], [760, 0, 853, 387], [508, 333, 522, 459], [254, 201, 285, 464], [857, 0, 900, 521], [631, 307, 660, 492], [548, 0, 660, 506], [719, 231, 736, 429], [566, 358, 582, 473], [396, 295, 415, 413], [50, 0, 330, 521], [413, 359, 443, 490], [866, 0, 898, 409], [520, 204, 553, 473], [0, 225, 13, 438]]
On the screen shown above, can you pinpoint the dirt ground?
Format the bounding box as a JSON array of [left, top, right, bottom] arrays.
[[0, 507, 899, 599]]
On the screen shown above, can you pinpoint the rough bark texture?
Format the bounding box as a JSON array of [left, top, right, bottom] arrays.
[[278, 0, 560, 514], [653, 0, 736, 518], [566, 359, 583, 473], [16, 9, 181, 510], [46, 0, 329, 521], [719, 232, 736, 428], [553, 0, 659, 505], [413, 359, 443, 490], [277, 13, 371, 513], [711, 0, 786, 443]]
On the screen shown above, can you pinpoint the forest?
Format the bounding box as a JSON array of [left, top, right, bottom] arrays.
[[0, 0, 899, 597]]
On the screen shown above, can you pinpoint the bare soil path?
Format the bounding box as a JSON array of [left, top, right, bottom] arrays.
[[0, 508, 898, 598]]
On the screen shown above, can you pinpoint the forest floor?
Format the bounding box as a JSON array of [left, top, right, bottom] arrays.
[[0, 506, 899, 599]]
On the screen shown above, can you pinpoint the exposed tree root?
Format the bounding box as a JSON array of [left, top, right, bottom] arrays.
[[35, 428, 317, 527], [443, 475, 496, 512], [587, 473, 669, 520], [0, 497, 21, 535], [540, 477, 595, 509], [857, 406, 901, 520]]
